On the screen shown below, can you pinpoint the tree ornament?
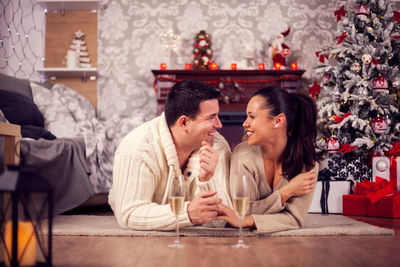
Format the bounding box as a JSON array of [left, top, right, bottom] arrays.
[[356, 4, 370, 18], [375, 159, 389, 172], [372, 75, 388, 92], [351, 62, 361, 72], [322, 72, 332, 83], [326, 136, 340, 153], [362, 54, 372, 64], [371, 116, 388, 134]]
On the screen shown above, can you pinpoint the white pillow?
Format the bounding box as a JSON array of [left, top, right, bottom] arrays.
[[30, 82, 82, 138]]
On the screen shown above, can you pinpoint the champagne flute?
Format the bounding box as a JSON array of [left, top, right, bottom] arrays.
[[232, 175, 250, 248], [168, 175, 186, 248]]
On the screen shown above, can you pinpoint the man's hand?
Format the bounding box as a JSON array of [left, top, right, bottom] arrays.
[[198, 141, 219, 182], [187, 191, 222, 224]]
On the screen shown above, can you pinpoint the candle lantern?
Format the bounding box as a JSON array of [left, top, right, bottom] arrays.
[[290, 62, 298, 70], [273, 62, 281, 70], [210, 62, 218, 70], [0, 165, 53, 267], [258, 63, 265, 70], [184, 63, 191, 70], [230, 63, 237, 70], [160, 63, 167, 70]]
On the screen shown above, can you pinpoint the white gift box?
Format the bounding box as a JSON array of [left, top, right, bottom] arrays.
[[372, 156, 400, 190], [309, 180, 351, 214]]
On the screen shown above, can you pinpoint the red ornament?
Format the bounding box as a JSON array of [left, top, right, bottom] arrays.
[[322, 72, 331, 83], [338, 144, 358, 154], [394, 11, 400, 22], [356, 4, 370, 18], [326, 136, 340, 153], [372, 75, 388, 92], [371, 117, 388, 134]]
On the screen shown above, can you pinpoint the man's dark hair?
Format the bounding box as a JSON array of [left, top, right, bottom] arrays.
[[165, 80, 220, 127]]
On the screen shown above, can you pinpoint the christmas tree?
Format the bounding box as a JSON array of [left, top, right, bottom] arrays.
[[193, 30, 214, 69], [312, 0, 400, 156], [66, 30, 91, 68]]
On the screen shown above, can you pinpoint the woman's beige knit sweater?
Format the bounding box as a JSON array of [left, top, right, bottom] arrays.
[[230, 142, 318, 233], [108, 113, 232, 230]]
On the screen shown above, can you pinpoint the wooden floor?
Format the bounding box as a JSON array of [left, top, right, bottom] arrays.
[[51, 207, 400, 267]]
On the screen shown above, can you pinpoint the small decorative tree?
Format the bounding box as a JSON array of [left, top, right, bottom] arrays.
[[193, 30, 214, 70]]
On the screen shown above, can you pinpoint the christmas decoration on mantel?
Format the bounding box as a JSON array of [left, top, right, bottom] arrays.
[[159, 28, 180, 68], [65, 30, 92, 68], [269, 27, 291, 69], [193, 30, 214, 69], [311, 0, 400, 156]]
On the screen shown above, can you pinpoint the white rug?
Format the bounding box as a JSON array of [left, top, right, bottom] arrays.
[[46, 214, 394, 237]]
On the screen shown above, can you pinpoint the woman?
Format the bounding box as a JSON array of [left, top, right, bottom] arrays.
[[217, 86, 319, 233]]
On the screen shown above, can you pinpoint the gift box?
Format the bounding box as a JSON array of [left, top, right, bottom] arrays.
[[327, 153, 371, 182], [367, 193, 400, 218], [342, 177, 400, 218], [343, 194, 367, 216], [309, 180, 351, 214], [372, 156, 400, 190]]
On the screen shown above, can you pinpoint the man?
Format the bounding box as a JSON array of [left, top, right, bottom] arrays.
[[109, 80, 232, 230]]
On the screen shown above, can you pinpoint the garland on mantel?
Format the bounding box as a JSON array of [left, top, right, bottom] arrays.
[[152, 75, 302, 92]]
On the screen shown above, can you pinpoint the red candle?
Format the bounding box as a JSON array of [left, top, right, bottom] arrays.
[[231, 63, 237, 70], [185, 63, 192, 70], [160, 63, 167, 70], [210, 62, 218, 70], [291, 62, 298, 70], [258, 63, 265, 70], [274, 62, 281, 70]]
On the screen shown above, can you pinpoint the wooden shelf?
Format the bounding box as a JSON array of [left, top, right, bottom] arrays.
[[38, 0, 98, 10], [37, 67, 97, 79]]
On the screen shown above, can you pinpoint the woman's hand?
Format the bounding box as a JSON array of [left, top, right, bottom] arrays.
[[215, 204, 254, 228], [279, 169, 317, 203]]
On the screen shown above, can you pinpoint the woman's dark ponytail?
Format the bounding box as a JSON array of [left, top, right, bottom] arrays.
[[253, 87, 318, 180]]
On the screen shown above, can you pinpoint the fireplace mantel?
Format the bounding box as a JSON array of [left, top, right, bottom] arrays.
[[151, 69, 305, 147]]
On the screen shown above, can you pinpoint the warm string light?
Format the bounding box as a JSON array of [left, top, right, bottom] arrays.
[[0, 0, 45, 79]]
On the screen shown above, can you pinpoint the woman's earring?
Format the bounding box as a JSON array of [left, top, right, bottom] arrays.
[[274, 124, 278, 128]]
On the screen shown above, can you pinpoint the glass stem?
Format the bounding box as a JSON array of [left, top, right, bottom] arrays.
[[238, 216, 243, 244], [176, 215, 179, 243]]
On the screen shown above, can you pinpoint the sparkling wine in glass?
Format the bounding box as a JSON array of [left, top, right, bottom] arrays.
[[232, 175, 250, 248], [168, 175, 186, 248]]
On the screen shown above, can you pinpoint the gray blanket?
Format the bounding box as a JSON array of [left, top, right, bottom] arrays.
[[20, 138, 94, 215]]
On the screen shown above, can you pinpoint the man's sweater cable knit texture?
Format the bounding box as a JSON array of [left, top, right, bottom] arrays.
[[109, 113, 232, 230]]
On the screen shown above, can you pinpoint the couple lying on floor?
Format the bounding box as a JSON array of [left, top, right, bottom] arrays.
[[108, 80, 319, 234]]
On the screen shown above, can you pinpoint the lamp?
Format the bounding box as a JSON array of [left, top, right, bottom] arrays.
[[0, 165, 53, 267]]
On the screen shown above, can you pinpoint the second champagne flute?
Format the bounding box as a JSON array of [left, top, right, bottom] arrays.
[[168, 175, 186, 248], [232, 175, 250, 248]]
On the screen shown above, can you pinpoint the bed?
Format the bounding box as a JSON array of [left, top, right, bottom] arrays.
[[0, 73, 115, 214]]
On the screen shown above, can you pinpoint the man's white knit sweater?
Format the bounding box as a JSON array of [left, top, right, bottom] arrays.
[[108, 113, 232, 230]]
